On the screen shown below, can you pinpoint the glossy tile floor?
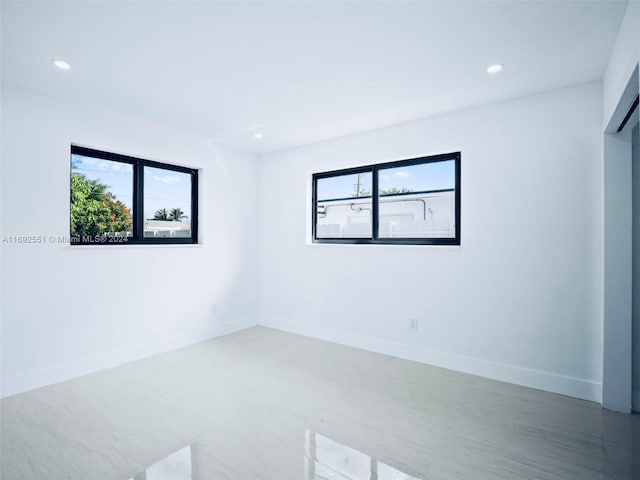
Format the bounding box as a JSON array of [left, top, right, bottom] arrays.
[[1, 326, 639, 479]]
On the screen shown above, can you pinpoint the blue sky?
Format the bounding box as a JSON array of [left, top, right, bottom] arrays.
[[72, 155, 192, 220], [143, 166, 191, 220], [317, 160, 455, 200]]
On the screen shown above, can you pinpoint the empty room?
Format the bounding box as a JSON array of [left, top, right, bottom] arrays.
[[1, 0, 639, 479]]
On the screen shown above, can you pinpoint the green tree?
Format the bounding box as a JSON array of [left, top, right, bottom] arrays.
[[154, 208, 170, 220], [169, 208, 187, 221], [70, 173, 132, 237], [380, 187, 413, 195]]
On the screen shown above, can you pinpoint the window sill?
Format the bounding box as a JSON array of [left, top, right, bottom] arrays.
[[66, 243, 203, 249], [305, 240, 461, 248]]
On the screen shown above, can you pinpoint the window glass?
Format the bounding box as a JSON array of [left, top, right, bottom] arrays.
[[143, 167, 192, 238], [378, 160, 456, 239], [70, 146, 197, 245], [70, 154, 133, 240], [316, 172, 372, 239], [312, 153, 459, 245]]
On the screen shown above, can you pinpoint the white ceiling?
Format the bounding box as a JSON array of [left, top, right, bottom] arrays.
[[1, 1, 628, 154]]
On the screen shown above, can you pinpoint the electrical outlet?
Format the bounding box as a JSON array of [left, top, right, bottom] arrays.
[[409, 318, 418, 331]]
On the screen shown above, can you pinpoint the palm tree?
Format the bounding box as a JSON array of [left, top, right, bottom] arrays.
[[170, 208, 187, 221], [153, 208, 170, 220]]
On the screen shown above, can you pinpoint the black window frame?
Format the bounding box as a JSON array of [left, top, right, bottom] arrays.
[[312, 152, 460, 245], [70, 145, 198, 245]]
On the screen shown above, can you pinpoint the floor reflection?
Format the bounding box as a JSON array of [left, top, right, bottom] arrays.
[[305, 430, 421, 480], [128, 445, 192, 480], [3, 327, 637, 480]]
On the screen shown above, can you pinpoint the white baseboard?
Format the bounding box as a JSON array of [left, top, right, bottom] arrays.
[[633, 391, 640, 413], [259, 315, 602, 404], [0, 316, 257, 399]]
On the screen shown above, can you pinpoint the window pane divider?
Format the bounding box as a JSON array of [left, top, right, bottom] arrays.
[[372, 166, 379, 241]]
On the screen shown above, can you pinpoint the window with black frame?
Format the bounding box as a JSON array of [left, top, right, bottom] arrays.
[[312, 152, 460, 245], [70, 146, 198, 245]]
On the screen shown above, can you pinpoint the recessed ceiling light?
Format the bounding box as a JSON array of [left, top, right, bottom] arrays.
[[52, 59, 71, 70], [487, 63, 504, 74], [253, 132, 264, 140]]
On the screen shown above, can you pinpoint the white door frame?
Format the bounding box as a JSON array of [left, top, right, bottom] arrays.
[[602, 65, 638, 413]]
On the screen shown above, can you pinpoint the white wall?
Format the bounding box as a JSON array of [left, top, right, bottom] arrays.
[[633, 122, 640, 412], [0, 85, 260, 397], [258, 82, 604, 402]]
